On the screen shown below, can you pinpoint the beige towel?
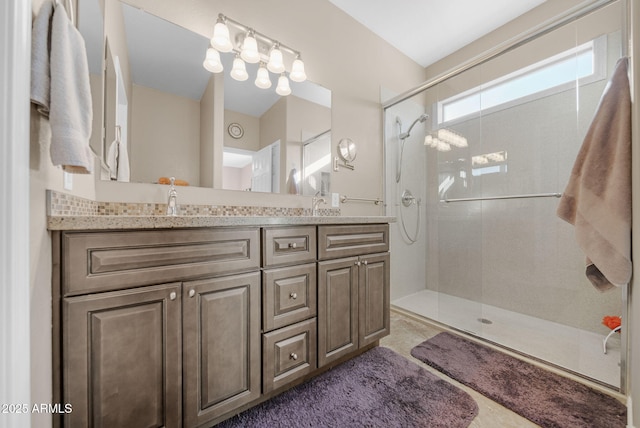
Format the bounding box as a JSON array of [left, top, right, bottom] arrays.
[[31, 1, 54, 117], [557, 57, 631, 291], [49, 4, 94, 174]]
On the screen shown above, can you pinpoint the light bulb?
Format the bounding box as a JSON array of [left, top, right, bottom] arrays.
[[276, 74, 291, 96], [203, 48, 223, 73], [210, 20, 232, 52], [290, 56, 307, 82], [424, 135, 433, 146], [240, 33, 260, 63], [267, 45, 285, 73], [255, 63, 272, 89], [230, 56, 248, 81]]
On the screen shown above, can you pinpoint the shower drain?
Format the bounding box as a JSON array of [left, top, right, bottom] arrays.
[[477, 318, 493, 325]]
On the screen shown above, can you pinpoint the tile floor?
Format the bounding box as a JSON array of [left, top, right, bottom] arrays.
[[380, 309, 626, 428], [392, 289, 621, 387]]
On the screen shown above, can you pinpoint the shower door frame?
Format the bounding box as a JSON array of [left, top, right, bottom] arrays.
[[382, 0, 630, 393]]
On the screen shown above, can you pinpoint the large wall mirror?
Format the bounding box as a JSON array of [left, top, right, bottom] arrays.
[[79, 0, 332, 196]]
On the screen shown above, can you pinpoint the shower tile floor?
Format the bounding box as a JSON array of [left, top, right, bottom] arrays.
[[392, 289, 621, 388]]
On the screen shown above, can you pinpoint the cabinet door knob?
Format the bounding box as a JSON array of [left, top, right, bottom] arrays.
[[189, 289, 195, 298], [169, 292, 177, 301], [355, 261, 361, 266], [363, 260, 368, 265], [288, 242, 297, 249], [290, 292, 298, 300], [289, 353, 298, 361]]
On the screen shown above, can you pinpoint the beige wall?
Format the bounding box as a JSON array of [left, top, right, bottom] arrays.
[[129, 84, 201, 185]]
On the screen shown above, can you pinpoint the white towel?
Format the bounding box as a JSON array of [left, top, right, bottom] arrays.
[[106, 138, 119, 180], [557, 57, 631, 291], [48, 4, 94, 174], [31, 1, 54, 117], [117, 140, 130, 182]]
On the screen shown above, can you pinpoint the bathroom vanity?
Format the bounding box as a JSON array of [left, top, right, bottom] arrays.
[[50, 215, 391, 427]]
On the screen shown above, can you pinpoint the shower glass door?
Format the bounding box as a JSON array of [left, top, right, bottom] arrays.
[[388, 1, 625, 389]]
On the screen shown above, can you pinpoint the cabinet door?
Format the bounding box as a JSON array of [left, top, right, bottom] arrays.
[[359, 253, 391, 347], [183, 272, 261, 427], [63, 283, 182, 428], [317, 257, 359, 367]]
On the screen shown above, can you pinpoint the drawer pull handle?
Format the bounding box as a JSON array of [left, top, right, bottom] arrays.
[[288, 242, 298, 249], [189, 289, 195, 298], [290, 353, 298, 361], [169, 292, 177, 301], [290, 292, 298, 300]]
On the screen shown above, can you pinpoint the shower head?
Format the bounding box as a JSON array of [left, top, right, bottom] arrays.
[[399, 113, 428, 140]]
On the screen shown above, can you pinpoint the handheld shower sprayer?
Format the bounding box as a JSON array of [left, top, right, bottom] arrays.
[[399, 113, 428, 140], [395, 113, 429, 183]]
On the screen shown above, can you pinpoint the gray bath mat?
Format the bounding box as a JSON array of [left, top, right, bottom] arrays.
[[411, 332, 627, 428], [218, 346, 478, 427]]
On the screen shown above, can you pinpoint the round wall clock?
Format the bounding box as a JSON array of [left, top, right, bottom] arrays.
[[228, 123, 244, 139]]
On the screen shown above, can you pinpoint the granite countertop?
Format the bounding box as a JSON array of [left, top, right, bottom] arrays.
[[47, 215, 397, 230]]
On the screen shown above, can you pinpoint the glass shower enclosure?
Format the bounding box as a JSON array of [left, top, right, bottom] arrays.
[[384, 0, 626, 390]]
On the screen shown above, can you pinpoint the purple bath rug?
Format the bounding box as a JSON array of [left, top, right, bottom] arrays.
[[217, 346, 478, 427], [411, 332, 626, 428]]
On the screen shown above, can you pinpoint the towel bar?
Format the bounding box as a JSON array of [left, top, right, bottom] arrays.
[[340, 195, 383, 205], [441, 192, 562, 203]]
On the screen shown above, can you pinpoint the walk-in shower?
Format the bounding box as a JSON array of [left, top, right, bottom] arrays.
[[383, 0, 627, 390]]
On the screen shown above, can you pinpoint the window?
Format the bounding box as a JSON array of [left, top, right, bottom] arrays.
[[438, 36, 606, 124]]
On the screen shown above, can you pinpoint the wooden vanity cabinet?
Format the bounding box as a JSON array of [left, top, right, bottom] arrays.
[[53, 222, 390, 427], [261, 226, 318, 393], [62, 282, 182, 428], [182, 273, 261, 427], [53, 227, 260, 428], [317, 225, 390, 367]]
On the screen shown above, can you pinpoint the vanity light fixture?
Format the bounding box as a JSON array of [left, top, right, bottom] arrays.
[[230, 54, 248, 81], [267, 44, 285, 73], [276, 74, 291, 96], [240, 31, 260, 63], [210, 16, 233, 52], [204, 13, 307, 95], [203, 48, 223, 73], [255, 63, 272, 89], [290, 55, 307, 82]]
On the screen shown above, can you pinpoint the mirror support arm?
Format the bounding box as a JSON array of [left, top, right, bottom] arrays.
[[333, 156, 355, 171]]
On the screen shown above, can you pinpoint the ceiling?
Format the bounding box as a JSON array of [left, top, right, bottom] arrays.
[[328, 0, 547, 67]]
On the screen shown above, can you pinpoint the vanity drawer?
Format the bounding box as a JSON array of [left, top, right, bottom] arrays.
[[263, 263, 317, 332], [262, 318, 317, 393], [318, 224, 389, 260], [262, 226, 317, 267], [61, 228, 260, 296]]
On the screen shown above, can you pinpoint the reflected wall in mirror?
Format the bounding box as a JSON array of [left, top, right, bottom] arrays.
[[78, 0, 332, 195]]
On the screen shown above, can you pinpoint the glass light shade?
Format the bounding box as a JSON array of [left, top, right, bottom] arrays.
[[255, 64, 272, 89], [240, 34, 260, 63], [210, 22, 232, 52], [424, 135, 433, 146], [276, 74, 291, 96], [203, 48, 223, 73], [230, 57, 248, 81], [290, 58, 307, 82], [267, 47, 285, 73]]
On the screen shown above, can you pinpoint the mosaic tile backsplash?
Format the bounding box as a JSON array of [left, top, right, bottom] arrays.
[[47, 190, 340, 217]]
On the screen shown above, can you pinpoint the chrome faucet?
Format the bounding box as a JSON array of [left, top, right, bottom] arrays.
[[312, 193, 326, 216], [166, 177, 179, 216]]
